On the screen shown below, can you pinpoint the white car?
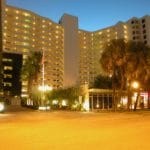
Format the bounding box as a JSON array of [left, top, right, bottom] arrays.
[[0, 100, 5, 113]]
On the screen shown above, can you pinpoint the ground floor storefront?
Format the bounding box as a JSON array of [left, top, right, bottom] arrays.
[[87, 89, 150, 111]]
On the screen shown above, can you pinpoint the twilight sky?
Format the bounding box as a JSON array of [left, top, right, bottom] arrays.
[[7, 0, 150, 31]]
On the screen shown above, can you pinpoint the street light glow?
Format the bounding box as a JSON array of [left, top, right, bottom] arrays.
[[38, 85, 53, 92], [132, 81, 139, 89]]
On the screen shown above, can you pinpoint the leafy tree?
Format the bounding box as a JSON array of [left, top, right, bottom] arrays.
[[100, 39, 127, 110], [125, 42, 150, 110], [21, 51, 42, 98], [47, 86, 81, 109], [92, 74, 112, 89], [100, 39, 150, 110]]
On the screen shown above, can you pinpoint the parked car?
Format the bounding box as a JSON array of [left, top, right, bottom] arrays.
[[0, 97, 5, 113]]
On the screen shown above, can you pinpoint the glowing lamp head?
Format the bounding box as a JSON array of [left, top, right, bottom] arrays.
[[132, 81, 139, 89], [38, 85, 53, 91]]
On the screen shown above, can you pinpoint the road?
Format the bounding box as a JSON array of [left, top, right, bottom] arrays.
[[0, 106, 150, 150]]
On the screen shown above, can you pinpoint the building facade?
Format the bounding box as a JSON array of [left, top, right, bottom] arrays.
[[2, 52, 22, 97], [2, 0, 64, 97], [1, 0, 150, 98]]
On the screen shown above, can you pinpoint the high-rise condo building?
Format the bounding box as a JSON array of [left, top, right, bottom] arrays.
[[1, 0, 150, 98]]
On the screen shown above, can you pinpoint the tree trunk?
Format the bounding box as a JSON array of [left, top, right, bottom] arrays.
[[134, 91, 140, 111]]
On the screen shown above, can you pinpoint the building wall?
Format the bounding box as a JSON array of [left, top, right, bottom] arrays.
[[59, 14, 79, 87], [0, 0, 5, 93], [2, 52, 22, 96], [3, 4, 64, 97], [2, 0, 150, 91]]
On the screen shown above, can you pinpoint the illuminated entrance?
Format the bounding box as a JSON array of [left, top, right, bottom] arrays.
[[89, 89, 113, 110]]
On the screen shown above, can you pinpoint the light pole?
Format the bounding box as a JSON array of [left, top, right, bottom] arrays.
[[131, 81, 140, 111], [38, 49, 53, 110], [38, 85, 52, 110]]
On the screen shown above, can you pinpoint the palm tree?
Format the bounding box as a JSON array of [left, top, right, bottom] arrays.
[[21, 51, 42, 98], [100, 39, 127, 110], [125, 42, 150, 110], [100, 39, 150, 111]]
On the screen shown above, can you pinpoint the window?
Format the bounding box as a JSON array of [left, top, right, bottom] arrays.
[[142, 24, 146, 28], [4, 66, 13, 71], [143, 35, 147, 39], [142, 19, 145, 23], [144, 40, 147, 44], [3, 58, 12, 62], [4, 74, 12, 78], [4, 82, 12, 87], [143, 30, 146, 34]]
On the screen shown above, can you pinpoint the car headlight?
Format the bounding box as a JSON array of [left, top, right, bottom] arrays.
[[0, 103, 4, 111]]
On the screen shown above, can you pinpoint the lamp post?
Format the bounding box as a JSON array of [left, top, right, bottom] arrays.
[[38, 49, 53, 110], [131, 81, 140, 111], [38, 85, 52, 110]]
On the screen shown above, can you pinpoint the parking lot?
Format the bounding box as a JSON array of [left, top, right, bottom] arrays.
[[0, 107, 150, 150]]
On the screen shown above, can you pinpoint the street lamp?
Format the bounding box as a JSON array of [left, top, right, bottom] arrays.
[[131, 81, 140, 111], [38, 85, 52, 111], [132, 81, 139, 89]]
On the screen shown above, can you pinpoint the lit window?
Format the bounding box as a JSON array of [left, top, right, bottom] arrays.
[[23, 49, 28, 53], [42, 20, 45, 23], [25, 19, 31, 22], [5, 8, 8, 11], [124, 35, 128, 39], [3, 58, 12, 62], [23, 42, 29, 46], [123, 25, 127, 29], [4, 74, 12, 78], [107, 29, 110, 32], [4, 20, 7, 23], [4, 66, 13, 70], [98, 32, 102, 35], [24, 13, 30, 17], [56, 26, 59, 29], [16, 10, 19, 14], [4, 82, 12, 87], [23, 36, 29, 40], [15, 28, 18, 32], [23, 55, 28, 59], [16, 16, 19, 20], [24, 24, 30, 28]]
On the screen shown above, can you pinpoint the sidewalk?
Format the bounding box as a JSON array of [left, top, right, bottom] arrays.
[[5, 105, 33, 112]]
